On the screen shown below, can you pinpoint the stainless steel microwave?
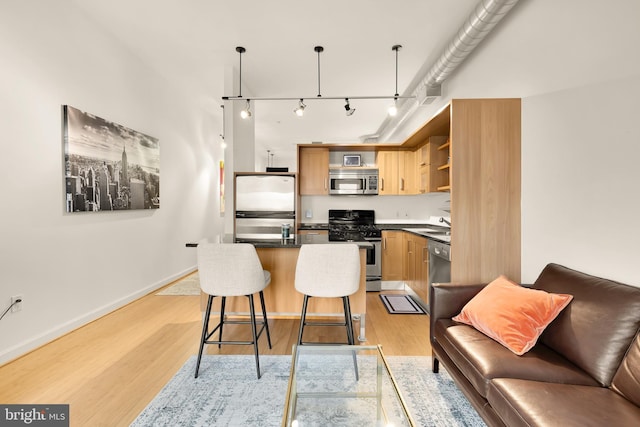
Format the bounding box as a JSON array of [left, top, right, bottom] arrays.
[[328, 169, 379, 195]]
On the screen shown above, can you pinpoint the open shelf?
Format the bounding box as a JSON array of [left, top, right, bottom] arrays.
[[438, 140, 450, 151]]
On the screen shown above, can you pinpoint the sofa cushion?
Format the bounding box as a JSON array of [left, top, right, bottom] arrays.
[[612, 333, 640, 407], [534, 263, 640, 386], [488, 378, 640, 427], [452, 275, 573, 355], [434, 319, 598, 398]]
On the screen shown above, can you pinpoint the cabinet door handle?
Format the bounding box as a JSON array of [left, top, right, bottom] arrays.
[[400, 178, 405, 191], [324, 177, 327, 191], [383, 237, 387, 250], [381, 178, 384, 191]]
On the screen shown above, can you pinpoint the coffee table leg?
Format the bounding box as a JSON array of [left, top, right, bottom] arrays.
[[357, 313, 366, 342]]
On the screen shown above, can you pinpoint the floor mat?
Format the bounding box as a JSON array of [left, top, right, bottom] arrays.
[[379, 294, 425, 314]]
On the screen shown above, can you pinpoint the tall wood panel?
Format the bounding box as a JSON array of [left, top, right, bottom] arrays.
[[450, 99, 521, 283]]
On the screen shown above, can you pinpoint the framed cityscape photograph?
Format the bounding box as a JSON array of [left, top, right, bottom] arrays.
[[63, 105, 160, 212]]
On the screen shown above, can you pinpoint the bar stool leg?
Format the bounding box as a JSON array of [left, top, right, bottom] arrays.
[[248, 294, 261, 379], [259, 290, 272, 348], [297, 295, 310, 345], [218, 296, 226, 348], [343, 296, 359, 380], [195, 295, 214, 378]]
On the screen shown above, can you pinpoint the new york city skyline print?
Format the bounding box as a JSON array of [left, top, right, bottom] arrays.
[[63, 105, 160, 212]]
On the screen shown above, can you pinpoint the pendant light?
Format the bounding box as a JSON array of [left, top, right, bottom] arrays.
[[388, 45, 402, 116]]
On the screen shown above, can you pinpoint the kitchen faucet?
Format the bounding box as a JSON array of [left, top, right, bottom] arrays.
[[439, 217, 451, 226]]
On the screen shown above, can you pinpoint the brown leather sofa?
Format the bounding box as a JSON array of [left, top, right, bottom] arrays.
[[429, 263, 640, 426]]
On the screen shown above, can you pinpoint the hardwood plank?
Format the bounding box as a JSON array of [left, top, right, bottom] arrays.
[[0, 283, 430, 426]]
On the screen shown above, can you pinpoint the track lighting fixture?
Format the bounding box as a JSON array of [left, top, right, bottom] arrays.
[[240, 99, 251, 119], [293, 99, 306, 117], [223, 45, 415, 117], [344, 98, 355, 116]]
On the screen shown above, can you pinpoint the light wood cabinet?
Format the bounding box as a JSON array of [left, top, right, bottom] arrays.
[[400, 150, 417, 194], [377, 150, 418, 195], [376, 150, 399, 195], [298, 147, 329, 195], [381, 230, 404, 281], [297, 229, 328, 236], [403, 233, 429, 306]]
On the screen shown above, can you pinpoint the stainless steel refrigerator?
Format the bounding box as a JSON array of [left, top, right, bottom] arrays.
[[234, 173, 296, 241]]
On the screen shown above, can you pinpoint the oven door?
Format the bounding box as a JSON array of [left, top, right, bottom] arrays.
[[365, 240, 382, 291]]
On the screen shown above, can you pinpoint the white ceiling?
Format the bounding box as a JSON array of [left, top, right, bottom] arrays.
[[72, 0, 481, 163]]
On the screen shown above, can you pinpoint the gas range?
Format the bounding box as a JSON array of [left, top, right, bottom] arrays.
[[328, 209, 382, 291], [328, 210, 381, 242]]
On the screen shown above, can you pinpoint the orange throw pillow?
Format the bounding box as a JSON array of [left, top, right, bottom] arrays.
[[452, 275, 573, 355]]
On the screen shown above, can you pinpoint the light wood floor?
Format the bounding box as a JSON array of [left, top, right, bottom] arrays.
[[0, 282, 430, 427]]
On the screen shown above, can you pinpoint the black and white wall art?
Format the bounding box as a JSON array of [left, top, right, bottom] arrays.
[[63, 105, 160, 212]]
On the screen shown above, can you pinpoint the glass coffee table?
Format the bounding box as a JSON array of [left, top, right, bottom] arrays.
[[282, 345, 415, 426]]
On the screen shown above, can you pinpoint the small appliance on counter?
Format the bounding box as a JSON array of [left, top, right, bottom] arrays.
[[328, 209, 382, 291], [234, 173, 296, 241]]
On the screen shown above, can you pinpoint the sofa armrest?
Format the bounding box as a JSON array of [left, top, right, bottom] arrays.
[[429, 282, 487, 344]]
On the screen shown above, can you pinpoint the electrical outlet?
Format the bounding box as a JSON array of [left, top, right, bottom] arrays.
[[11, 295, 23, 313]]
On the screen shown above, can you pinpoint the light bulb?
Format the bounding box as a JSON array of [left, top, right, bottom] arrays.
[[294, 100, 306, 117], [388, 104, 398, 116], [240, 100, 251, 119]]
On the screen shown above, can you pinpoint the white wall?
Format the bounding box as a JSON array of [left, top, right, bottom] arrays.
[[387, 0, 640, 285], [301, 193, 450, 224], [0, 1, 225, 364]]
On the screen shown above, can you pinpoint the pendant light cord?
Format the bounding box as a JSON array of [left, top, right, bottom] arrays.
[[315, 46, 324, 97], [392, 44, 402, 98], [236, 46, 246, 98]]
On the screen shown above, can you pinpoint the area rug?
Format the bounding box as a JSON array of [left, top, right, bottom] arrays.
[[156, 272, 200, 296], [380, 294, 425, 314], [130, 355, 485, 427]]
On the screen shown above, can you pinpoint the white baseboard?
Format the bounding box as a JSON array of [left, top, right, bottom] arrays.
[[381, 281, 406, 290], [0, 266, 197, 366]]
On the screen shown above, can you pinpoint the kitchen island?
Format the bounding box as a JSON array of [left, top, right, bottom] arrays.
[[186, 234, 370, 341]]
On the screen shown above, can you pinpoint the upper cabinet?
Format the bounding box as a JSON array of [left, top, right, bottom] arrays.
[[298, 147, 329, 195], [376, 150, 418, 195], [376, 150, 399, 195]]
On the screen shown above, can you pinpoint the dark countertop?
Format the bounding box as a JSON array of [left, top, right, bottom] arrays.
[[186, 234, 372, 249], [298, 223, 329, 230]]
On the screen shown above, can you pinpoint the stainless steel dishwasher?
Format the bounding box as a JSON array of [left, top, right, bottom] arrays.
[[428, 240, 451, 306]]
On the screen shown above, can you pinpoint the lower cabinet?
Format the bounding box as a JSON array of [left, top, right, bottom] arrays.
[[404, 233, 429, 307], [381, 230, 404, 281], [381, 230, 429, 305]]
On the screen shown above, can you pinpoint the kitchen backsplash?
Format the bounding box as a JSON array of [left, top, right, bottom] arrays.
[[300, 192, 450, 223]]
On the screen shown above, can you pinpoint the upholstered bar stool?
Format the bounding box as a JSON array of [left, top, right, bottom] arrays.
[[195, 243, 272, 379], [295, 243, 360, 346]]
